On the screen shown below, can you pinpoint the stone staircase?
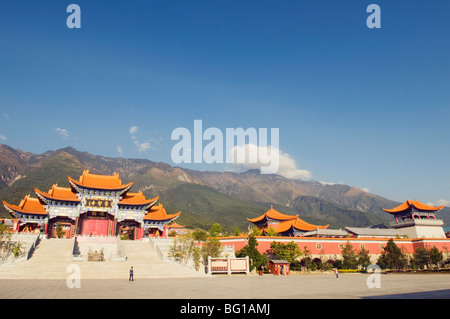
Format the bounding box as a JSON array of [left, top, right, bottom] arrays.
[[0, 238, 74, 279], [0, 238, 207, 279]]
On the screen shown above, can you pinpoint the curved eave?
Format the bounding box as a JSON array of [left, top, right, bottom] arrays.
[[2, 200, 48, 216], [247, 214, 297, 224], [383, 199, 444, 214], [292, 223, 329, 232], [412, 202, 444, 212], [275, 218, 329, 233], [144, 211, 181, 222], [118, 196, 159, 207], [247, 215, 267, 223], [35, 188, 80, 204], [3, 201, 18, 217], [68, 176, 133, 193], [383, 208, 404, 214], [166, 223, 185, 229], [272, 219, 291, 233]]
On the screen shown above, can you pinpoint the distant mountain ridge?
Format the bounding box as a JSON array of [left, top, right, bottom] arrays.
[[1, 144, 448, 231]]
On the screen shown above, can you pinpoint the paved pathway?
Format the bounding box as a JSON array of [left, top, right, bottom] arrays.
[[1, 273, 450, 299], [1, 238, 449, 300]]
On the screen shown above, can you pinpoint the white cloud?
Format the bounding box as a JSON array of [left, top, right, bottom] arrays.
[[431, 199, 450, 207], [129, 126, 139, 134], [129, 125, 154, 153], [320, 180, 345, 186], [55, 128, 69, 140], [228, 144, 312, 180], [361, 187, 370, 193], [3, 113, 10, 121], [133, 140, 150, 153], [137, 141, 150, 153], [116, 144, 123, 156], [0, 134, 6, 141]]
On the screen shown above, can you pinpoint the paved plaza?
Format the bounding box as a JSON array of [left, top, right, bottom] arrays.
[[1, 273, 449, 299]]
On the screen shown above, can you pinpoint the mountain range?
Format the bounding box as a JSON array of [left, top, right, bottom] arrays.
[[1, 144, 448, 231]]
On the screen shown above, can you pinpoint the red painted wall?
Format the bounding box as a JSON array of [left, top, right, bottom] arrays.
[[81, 218, 109, 236], [219, 236, 450, 256]]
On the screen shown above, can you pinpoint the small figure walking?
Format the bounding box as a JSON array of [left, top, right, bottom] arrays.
[[334, 268, 339, 279], [129, 266, 134, 281]]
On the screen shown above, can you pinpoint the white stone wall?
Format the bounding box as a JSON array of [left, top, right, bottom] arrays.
[[407, 225, 447, 239]]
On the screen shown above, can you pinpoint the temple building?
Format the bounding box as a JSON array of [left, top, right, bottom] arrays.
[[247, 205, 329, 236], [220, 198, 450, 262], [383, 199, 446, 239], [2, 170, 181, 239], [165, 222, 187, 236]]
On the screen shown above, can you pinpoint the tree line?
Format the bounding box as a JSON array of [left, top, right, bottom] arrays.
[[235, 236, 450, 272], [168, 223, 450, 273]]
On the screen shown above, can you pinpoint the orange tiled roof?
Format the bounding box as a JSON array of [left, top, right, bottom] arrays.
[[119, 192, 158, 206], [144, 204, 181, 221], [274, 217, 329, 233], [3, 195, 48, 215], [383, 199, 444, 213], [166, 222, 185, 229], [247, 205, 298, 223], [68, 170, 133, 191], [35, 185, 80, 202]]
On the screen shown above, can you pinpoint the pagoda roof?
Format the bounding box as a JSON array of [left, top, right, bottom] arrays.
[[273, 217, 329, 234], [144, 204, 181, 221], [68, 170, 133, 191], [166, 222, 185, 229], [247, 205, 298, 223], [383, 199, 444, 214], [35, 185, 80, 202], [3, 195, 48, 216], [119, 192, 158, 206]]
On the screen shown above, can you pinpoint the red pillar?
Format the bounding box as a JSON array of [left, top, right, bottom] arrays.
[[112, 219, 117, 236], [12, 219, 20, 232], [137, 226, 144, 240]]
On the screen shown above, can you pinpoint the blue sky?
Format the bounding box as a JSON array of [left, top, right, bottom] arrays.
[[0, 1, 449, 205]]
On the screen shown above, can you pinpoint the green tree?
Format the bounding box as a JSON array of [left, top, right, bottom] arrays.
[[168, 234, 195, 265], [236, 234, 268, 271], [265, 227, 278, 237], [429, 246, 443, 268], [11, 242, 22, 258], [251, 226, 262, 236], [357, 247, 371, 270], [192, 229, 208, 241], [377, 239, 407, 270], [233, 226, 241, 236], [168, 230, 177, 237], [341, 241, 358, 269], [55, 224, 65, 238], [412, 247, 429, 270], [209, 223, 222, 237], [0, 224, 12, 260], [270, 241, 302, 264], [201, 237, 223, 266], [192, 246, 202, 271], [301, 246, 313, 270]]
